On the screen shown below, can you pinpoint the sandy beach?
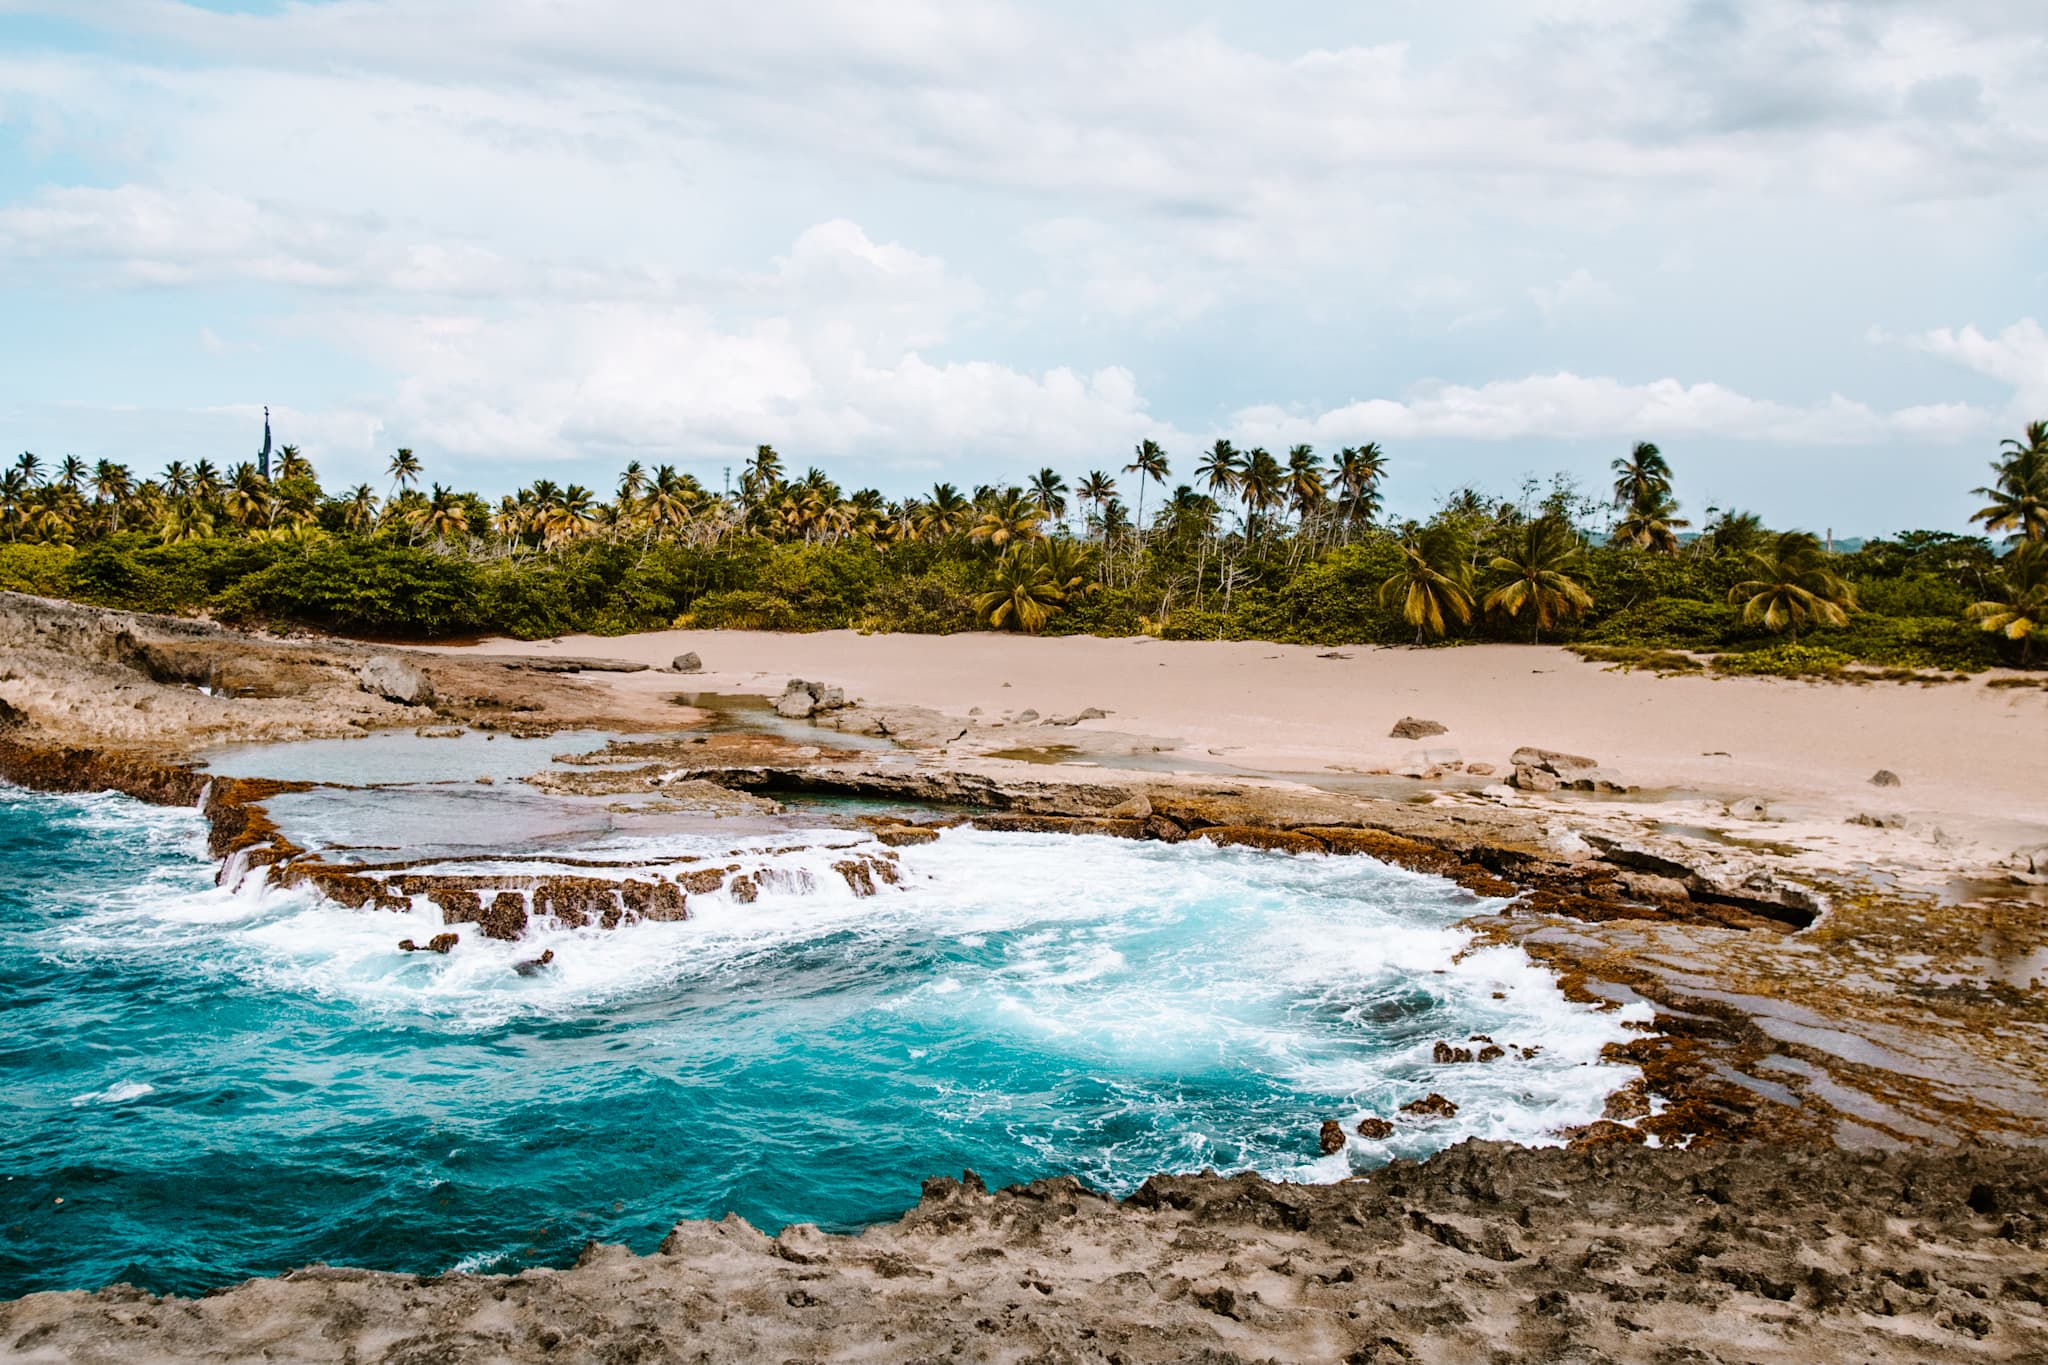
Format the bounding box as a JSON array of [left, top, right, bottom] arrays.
[[454, 629, 2048, 831]]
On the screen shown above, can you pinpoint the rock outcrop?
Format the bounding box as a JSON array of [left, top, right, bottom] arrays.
[[355, 655, 434, 706], [1389, 716, 1448, 739]]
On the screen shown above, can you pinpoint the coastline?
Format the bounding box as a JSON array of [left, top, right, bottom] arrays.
[[3, 590, 2047, 1359]]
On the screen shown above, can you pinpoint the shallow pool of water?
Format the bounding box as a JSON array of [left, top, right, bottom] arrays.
[[0, 784, 1642, 1298]]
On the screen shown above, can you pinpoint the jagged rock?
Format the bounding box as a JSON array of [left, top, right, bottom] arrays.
[[357, 655, 433, 706], [1510, 747, 1597, 775], [1355, 1117, 1395, 1139], [414, 726, 465, 739], [671, 652, 703, 674], [513, 949, 556, 977], [1318, 1120, 1346, 1155], [1197, 826, 1325, 855], [1043, 707, 1112, 726], [1108, 794, 1153, 819], [1869, 769, 1902, 787], [1390, 717, 1448, 740], [478, 892, 529, 941], [399, 932, 459, 954], [1848, 812, 1905, 829], [1564, 768, 1633, 794], [0, 697, 27, 731], [774, 682, 818, 719], [1400, 1092, 1459, 1120], [1432, 1041, 1475, 1064], [1565, 1119, 1648, 1149], [1603, 1079, 1651, 1121], [1476, 1045, 1505, 1063], [875, 825, 941, 847], [1141, 814, 1188, 844], [1511, 764, 1560, 793]]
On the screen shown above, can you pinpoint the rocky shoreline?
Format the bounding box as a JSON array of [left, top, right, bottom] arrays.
[[4, 590, 2047, 1361]]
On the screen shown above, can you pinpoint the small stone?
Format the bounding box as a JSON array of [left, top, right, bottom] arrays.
[[1389, 717, 1448, 740], [1869, 769, 1902, 787], [1318, 1120, 1347, 1154], [426, 932, 458, 954], [1400, 1092, 1459, 1120], [1432, 1041, 1475, 1064], [1354, 1117, 1395, 1140], [1465, 762, 1497, 777], [671, 652, 702, 674], [1476, 1045, 1505, 1063], [513, 949, 556, 977]]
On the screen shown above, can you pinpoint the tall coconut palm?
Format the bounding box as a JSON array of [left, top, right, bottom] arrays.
[[91, 460, 134, 532], [1702, 508, 1764, 558], [1076, 470, 1116, 538], [1284, 444, 1325, 529], [1379, 525, 1474, 644], [973, 547, 1065, 634], [56, 455, 87, 494], [1973, 422, 2048, 543], [13, 452, 43, 486], [421, 484, 471, 544], [190, 460, 221, 499], [1331, 444, 1387, 539], [1123, 440, 1169, 538], [1483, 517, 1594, 644], [1237, 447, 1286, 544], [387, 448, 423, 502], [1194, 440, 1243, 508], [161, 461, 193, 498], [1611, 441, 1672, 510], [1966, 541, 2048, 666], [1728, 530, 1855, 641], [1028, 467, 1070, 524]]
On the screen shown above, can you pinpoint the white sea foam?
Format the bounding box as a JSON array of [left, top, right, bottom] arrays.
[[71, 1081, 155, 1107], [49, 816, 1645, 1176]]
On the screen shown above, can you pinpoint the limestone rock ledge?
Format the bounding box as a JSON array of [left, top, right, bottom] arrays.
[[5, 1140, 2045, 1364]]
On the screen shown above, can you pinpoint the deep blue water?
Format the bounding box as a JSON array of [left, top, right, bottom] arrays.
[[0, 784, 1638, 1298]]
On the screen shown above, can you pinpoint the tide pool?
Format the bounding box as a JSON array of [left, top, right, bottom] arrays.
[[0, 783, 1642, 1298]]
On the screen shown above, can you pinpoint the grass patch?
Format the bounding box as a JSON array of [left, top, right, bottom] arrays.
[[1570, 644, 1705, 674]]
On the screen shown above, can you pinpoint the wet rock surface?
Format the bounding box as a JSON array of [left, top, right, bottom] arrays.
[[10, 1141, 2046, 1364]]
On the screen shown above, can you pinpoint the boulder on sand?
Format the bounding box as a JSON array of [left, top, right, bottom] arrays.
[[1389, 717, 1448, 740], [1510, 746, 1597, 775], [671, 652, 703, 674], [357, 655, 433, 706], [1869, 769, 1902, 788]]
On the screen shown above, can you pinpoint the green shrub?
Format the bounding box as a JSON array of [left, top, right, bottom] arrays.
[[217, 541, 484, 637], [1710, 644, 1853, 678], [683, 589, 803, 631], [0, 543, 77, 596]]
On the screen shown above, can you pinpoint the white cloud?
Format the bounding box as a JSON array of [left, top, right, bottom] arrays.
[[1227, 372, 1996, 449], [1906, 319, 2048, 416], [1529, 269, 1621, 323]]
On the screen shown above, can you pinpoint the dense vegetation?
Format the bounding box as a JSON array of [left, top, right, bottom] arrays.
[[1, 424, 2043, 675]]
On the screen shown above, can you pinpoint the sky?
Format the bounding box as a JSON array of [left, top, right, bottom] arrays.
[[1, 0, 2045, 534]]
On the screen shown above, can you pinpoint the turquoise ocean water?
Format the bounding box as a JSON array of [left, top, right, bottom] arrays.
[[0, 783, 1639, 1298]]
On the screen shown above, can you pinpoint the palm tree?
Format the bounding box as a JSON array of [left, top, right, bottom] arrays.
[[970, 488, 1042, 551], [162, 461, 192, 498], [191, 460, 221, 499], [13, 452, 44, 486], [915, 483, 970, 541], [1037, 536, 1097, 600], [1238, 447, 1286, 545], [1728, 530, 1855, 641], [1966, 541, 2048, 666], [1331, 444, 1387, 539], [342, 484, 380, 533], [1611, 441, 1672, 510], [421, 483, 470, 544], [1379, 525, 1474, 644], [1702, 508, 1764, 558], [1076, 470, 1116, 538], [1483, 517, 1594, 644], [1123, 440, 1169, 538], [387, 448, 423, 501], [1610, 494, 1691, 553], [157, 499, 216, 546], [276, 445, 315, 483], [974, 547, 1065, 634], [1193, 440, 1243, 508], [1973, 422, 2048, 543], [91, 460, 134, 533], [1027, 468, 1070, 524], [56, 455, 87, 494], [1284, 444, 1326, 534]]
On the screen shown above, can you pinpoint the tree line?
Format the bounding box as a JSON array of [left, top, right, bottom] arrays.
[[0, 423, 2042, 671]]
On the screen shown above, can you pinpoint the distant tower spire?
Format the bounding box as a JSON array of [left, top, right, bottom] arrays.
[[259, 406, 273, 481]]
